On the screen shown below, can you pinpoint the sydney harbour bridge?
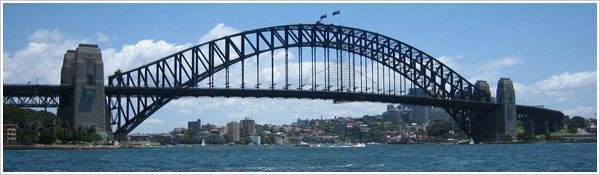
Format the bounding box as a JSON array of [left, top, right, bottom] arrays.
[[3, 24, 565, 143]]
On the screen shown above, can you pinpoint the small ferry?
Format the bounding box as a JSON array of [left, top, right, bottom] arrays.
[[295, 142, 312, 147]]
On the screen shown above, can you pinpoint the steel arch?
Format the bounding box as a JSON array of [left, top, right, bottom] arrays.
[[107, 24, 485, 138]]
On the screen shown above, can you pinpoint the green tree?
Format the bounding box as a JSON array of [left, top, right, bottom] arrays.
[[567, 116, 586, 130], [427, 120, 453, 137], [517, 132, 535, 142]]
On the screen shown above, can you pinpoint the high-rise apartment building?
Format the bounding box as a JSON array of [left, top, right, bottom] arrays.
[[188, 119, 202, 132], [227, 121, 240, 142], [241, 117, 255, 137]]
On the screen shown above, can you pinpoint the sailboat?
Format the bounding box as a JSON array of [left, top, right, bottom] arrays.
[[201, 138, 206, 147], [469, 138, 474, 144]]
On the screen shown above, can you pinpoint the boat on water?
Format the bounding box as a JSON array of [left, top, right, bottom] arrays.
[[201, 139, 206, 147], [352, 143, 366, 147], [296, 142, 312, 147]]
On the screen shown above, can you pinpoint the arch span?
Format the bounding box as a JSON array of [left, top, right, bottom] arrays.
[[107, 24, 489, 139]]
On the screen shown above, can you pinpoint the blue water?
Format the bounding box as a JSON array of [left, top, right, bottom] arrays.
[[3, 143, 597, 172]]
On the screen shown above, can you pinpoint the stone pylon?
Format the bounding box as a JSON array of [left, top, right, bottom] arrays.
[[495, 78, 518, 140], [58, 44, 112, 140], [471, 80, 494, 141]]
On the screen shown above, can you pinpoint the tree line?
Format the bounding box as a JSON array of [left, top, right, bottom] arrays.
[[3, 105, 102, 145]]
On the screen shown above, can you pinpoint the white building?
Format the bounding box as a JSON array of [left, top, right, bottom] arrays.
[[250, 136, 261, 145]]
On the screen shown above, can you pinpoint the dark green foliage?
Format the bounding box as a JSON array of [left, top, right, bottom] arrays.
[[3, 104, 102, 144], [544, 133, 552, 141], [427, 120, 453, 137], [517, 132, 536, 142], [206, 135, 226, 144], [567, 116, 586, 130]]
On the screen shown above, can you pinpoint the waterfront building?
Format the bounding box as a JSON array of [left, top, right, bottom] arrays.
[[227, 121, 240, 142], [128, 133, 150, 145], [3, 124, 16, 143], [407, 88, 431, 125], [188, 119, 202, 132], [209, 128, 223, 135], [399, 109, 413, 123], [297, 118, 310, 128], [241, 117, 256, 136], [199, 131, 212, 137], [203, 123, 216, 131], [382, 105, 403, 124], [406, 88, 453, 125], [129, 134, 150, 141], [430, 108, 452, 122], [250, 136, 261, 145]]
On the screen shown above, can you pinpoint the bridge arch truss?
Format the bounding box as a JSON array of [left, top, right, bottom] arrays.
[[107, 24, 488, 139]]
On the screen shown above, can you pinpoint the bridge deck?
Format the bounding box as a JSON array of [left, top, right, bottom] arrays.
[[3, 84, 563, 118], [3, 85, 72, 96], [104, 87, 501, 110]]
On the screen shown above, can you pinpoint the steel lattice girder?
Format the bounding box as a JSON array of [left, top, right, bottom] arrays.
[[103, 24, 531, 139], [105, 24, 481, 138], [3, 96, 61, 107], [2, 85, 71, 107]]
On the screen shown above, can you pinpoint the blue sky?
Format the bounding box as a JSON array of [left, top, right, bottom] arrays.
[[2, 3, 597, 134]]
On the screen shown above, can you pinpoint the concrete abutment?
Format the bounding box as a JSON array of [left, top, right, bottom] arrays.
[[58, 44, 113, 140]]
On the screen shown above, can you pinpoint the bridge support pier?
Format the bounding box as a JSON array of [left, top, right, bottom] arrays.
[[549, 121, 559, 133], [523, 119, 534, 135], [534, 121, 549, 135], [58, 44, 112, 140], [471, 81, 493, 142], [493, 78, 518, 141]]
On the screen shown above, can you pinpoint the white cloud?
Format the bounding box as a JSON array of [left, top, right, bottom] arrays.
[[3, 31, 91, 84], [198, 23, 240, 44], [145, 119, 165, 124], [563, 106, 597, 118], [471, 57, 524, 83], [28, 29, 63, 42], [102, 39, 193, 78], [96, 32, 109, 43], [436, 55, 461, 71], [438, 55, 524, 84], [162, 97, 387, 127], [534, 71, 597, 91], [483, 56, 524, 70], [513, 70, 596, 104], [435, 54, 595, 114]]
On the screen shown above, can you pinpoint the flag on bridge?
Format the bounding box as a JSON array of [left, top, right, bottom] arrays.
[[320, 14, 327, 20], [332, 10, 340, 16]]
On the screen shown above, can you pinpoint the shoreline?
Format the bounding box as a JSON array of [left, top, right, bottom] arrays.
[[3, 144, 141, 149], [4, 141, 596, 150]]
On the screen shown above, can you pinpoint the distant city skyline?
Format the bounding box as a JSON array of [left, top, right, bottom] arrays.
[[2, 3, 597, 133]]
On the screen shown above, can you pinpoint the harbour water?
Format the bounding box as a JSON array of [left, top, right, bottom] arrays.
[[3, 143, 597, 172]]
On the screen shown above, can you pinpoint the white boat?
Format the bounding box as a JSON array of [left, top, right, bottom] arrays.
[[201, 139, 206, 146], [296, 142, 312, 147], [352, 143, 366, 147], [469, 138, 474, 144]]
